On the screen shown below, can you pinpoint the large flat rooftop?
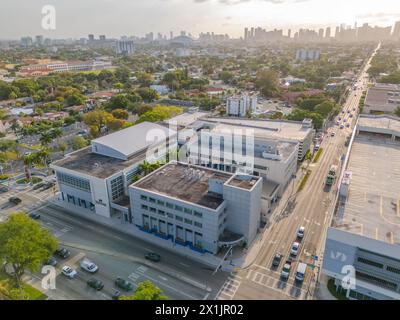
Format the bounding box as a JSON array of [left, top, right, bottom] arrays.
[[132, 162, 232, 210], [333, 135, 400, 245], [199, 117, 313, 141], [51, 147, 146, 179], [358, 115, 400, 135]]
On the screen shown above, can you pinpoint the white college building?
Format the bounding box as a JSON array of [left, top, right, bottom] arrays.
[[129, 161, 263, 254]]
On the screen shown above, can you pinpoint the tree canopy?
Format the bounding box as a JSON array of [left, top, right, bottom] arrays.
[[0, 213, 58, 286]]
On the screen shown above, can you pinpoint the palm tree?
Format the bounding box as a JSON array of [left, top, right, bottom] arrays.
[[39, 132, 52, 147]]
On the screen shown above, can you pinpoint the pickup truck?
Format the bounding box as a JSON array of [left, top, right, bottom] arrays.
[[281, 260, 292, 280]]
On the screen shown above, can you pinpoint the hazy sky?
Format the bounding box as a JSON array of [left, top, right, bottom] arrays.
[[1, 0, 399, 39]]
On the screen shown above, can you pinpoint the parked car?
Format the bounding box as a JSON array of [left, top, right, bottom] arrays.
[[346, 123, 350, 128], [61, 266, 77, 279], [340, 125, 344, 129], [290, 242, 300, 257], [115, 277, 134, 291], [330, 132, 335, 137], [87, 278, 104, 290], [297, 226, 305, 239], [112, 290, 121, 300], [281, 260, 292, 280], [44, 256, 58, 267], [33, 182, 45, 190], [272, 253, 282, 268], [0, 186, 9, 193], [8, 197, 21, 205], [41, 182, 55, 191], [80, 259, 98, 273], [29, 212, 41, 220], [145, 252, 161, 262], [55, 248, 71, 259]]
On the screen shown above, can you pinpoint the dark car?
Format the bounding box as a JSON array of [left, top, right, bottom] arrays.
[[33, 182, 45, 190], [29, 212, 41, 220], [115, 277, 134, 291], [87, 278, 104, 291], [55, 248, 71, 259], [272, 253, 282, 268], [9, 197, 22, 205], [45, 257, 58, 267], [145, 252, 161, 262], [41, 182, 55, 191], [0, 186, 9, 193], [112, 290, 121, 300]]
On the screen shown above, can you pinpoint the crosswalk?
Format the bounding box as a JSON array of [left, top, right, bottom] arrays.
[[246, 269, 308, 300], [216, 273, 242, 300]]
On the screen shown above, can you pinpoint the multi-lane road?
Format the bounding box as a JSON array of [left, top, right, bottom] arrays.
[[217, 45, 379, 300], [22, 203, 229, 300]]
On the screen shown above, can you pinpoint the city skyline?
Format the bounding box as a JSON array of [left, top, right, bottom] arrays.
[[0, 0, 399, 39]]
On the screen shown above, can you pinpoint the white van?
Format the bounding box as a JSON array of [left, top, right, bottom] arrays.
[[295, 262, 307, 282]]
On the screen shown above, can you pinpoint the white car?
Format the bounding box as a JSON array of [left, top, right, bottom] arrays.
[[80, 259, 98, 273], [290, 242, 300, 257], [61, 266, 77, 279], [297, 226, 305, 239]]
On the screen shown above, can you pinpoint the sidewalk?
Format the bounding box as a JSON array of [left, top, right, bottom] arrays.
[[49, 198, 226, 270], [314, 275, 337, 300]]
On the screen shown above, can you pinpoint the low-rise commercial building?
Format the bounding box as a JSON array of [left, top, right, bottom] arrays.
[[51, 122, 177, 221], [129, 161, 263, 254], [185, 120, 298, 199], [363, 84, 400, 115], [322, 115, 400, 300], [195, 117, 314, 161]]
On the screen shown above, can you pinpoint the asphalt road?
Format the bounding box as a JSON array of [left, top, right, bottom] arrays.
[[218, 45, 379, 300], [28, 203, 229, 300]]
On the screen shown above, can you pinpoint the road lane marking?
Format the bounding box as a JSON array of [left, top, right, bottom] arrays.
[[139, 271, 198, 300], [179, 262, 190, 267]]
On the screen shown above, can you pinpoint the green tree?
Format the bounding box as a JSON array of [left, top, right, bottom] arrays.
[[136, 88, 160, 103], [71, 136, 89, 150], [106, 94, 130, 111], [83, 110, 113, 137], [39, 132, 53, 147], [119, 281, 167, 300], [111, 109, 129, 120], [255, 69, 280, 97], [0, 213, 58, 287], [395, 107, 400, 117]]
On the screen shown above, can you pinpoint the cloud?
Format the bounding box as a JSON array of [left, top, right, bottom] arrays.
[[193, 0, 310, 4], [356, 12, 400, 19]]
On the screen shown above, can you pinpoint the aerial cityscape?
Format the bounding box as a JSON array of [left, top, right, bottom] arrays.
[[0, 0, 399, 309]]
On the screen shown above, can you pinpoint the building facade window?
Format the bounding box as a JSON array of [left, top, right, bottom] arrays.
[[110, 176, 124, 201], [57, 172, 91, 192]]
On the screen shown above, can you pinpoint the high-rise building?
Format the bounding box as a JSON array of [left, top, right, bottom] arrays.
[[250, 27, 255, 38], [170, 31, 173, 39], [244, 27, 249, 40], [99, 35, 106, 41], [88, 34, 94, 41], [288, 29, 291, 38], [318, 28, 324, 38], [393, 21, 400, 39], [115, 40, 134, 55], [35, 35, 44, 46], [325, 27, 331, 38], [20, 36, 33, 47]]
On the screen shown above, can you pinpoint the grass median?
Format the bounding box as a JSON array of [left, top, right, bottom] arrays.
[[297, 169, 312, 192], [312, 148, 323, 163]]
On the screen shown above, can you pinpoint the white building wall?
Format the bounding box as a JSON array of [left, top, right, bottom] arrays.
[[222, 177, 262, 244]]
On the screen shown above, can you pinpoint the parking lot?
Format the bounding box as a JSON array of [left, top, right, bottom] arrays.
[[334, 135, 400, 244]]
